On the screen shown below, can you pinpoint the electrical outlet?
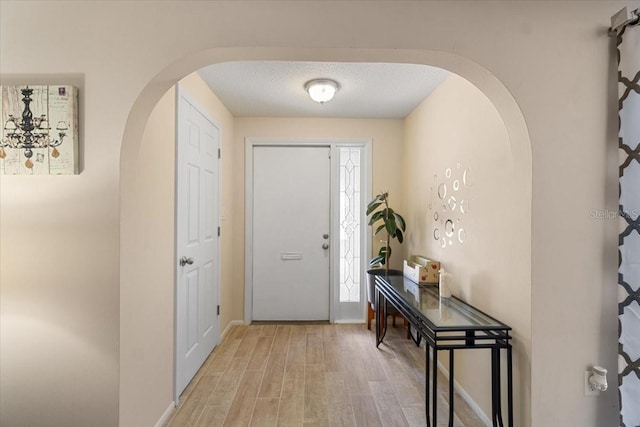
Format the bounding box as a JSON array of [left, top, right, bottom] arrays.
[[584, 371, 600, 396]]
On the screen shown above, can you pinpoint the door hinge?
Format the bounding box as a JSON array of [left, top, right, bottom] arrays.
[[217, 305, 220, 316], [218, 148, 221, 159], [218, 226, 221, 236]]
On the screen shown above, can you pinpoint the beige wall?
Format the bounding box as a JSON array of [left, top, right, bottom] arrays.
[[233, 118, 404, 320], [0, 77, 121, 426], [403, 74, 531, 425], [119, 87, 176, 426], [1, 1, 636, 426], [119, 73, 235, 425]]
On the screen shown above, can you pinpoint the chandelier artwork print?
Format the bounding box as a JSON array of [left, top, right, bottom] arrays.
[[0, 85, 79, 175]]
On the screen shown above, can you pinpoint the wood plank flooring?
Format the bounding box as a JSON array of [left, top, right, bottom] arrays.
[[166, 323, 485, 427]]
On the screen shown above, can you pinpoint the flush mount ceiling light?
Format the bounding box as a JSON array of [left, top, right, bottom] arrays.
[[304, 79, 340, 104]]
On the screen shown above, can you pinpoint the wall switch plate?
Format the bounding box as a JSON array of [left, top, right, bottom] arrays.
[[584, 371, 600, 396]]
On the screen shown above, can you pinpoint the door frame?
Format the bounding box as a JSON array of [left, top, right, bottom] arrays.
[[174, 83, 222, 402], [244, 138, 372, 324]]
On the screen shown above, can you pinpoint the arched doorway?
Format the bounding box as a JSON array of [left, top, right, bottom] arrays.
[[119, 47, 532, 427]]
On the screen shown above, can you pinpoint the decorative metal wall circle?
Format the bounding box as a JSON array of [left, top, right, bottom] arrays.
[[430, 164, 471, 250]]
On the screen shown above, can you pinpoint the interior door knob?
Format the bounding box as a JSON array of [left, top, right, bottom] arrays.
[[180, 256, 194, 266], [322, 243, 329, 250]]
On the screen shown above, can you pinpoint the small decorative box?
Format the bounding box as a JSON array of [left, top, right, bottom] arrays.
[[403, 255, 440, 284]]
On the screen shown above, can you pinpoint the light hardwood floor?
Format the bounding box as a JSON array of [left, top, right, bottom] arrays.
[[166, 323, 485, 427]]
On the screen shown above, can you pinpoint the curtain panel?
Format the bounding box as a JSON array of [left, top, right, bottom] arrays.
[[617, 11, 640, 427]]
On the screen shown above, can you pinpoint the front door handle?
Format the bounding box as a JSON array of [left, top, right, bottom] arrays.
[[180, 256, 194, 266]]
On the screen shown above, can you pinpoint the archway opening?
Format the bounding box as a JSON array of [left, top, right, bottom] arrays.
[[119, 47, 532, 427]]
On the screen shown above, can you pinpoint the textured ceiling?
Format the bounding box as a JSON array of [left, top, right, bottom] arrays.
[[198, 61, 450, 119]]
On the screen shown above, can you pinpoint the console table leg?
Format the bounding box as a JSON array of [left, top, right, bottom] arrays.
[[425, 346, 431, 427], [507, 344, 513, 427], [496, 349, 504, 427], [375, 291, 388, 347], [432, 346, 438, 427], [491, 348, 497, 426], [375, 289, 381, 347], [491, 347, 504, 427], [449, 350, 454, 427], [409, 325, 422, 347], [380, 301, 387, 344]]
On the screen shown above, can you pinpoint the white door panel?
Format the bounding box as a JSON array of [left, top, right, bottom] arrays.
[[252, 146, 330, 321], [176, 91, 219, 397]]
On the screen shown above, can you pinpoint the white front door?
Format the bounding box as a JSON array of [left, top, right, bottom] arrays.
[[252, 145, 331, 321], [175, 88, 220, 397]]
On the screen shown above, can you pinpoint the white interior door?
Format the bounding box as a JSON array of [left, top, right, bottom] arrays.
[[252, 145, 331, 321], [175, 89, 220, 397]]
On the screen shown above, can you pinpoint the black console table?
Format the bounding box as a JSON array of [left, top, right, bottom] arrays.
[[374, 274, 513, 427]]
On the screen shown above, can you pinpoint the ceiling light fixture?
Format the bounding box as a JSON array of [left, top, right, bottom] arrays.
[[304, 79, 340, 104]]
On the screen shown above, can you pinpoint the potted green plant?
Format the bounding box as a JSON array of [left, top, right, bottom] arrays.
[[365, 191, 406, 329], [367, 191, 406, 273]]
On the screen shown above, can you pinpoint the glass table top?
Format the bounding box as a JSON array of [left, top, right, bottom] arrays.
[[376, 275, 510, 331]]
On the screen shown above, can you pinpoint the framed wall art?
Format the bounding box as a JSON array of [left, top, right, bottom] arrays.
[[0, 85, 79, 175]]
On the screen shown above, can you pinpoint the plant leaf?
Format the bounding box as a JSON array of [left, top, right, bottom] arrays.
[[385, 219, 397, 236], [366, 202, 381, 215], [379, 246, 391, 257], [370, 255, 385, 266], [395, 229, 404, 243], [367, 195, 382, 210], [393, 212, 406, 231], [368, 210, 384, 226], [374, 224, 386, 235]]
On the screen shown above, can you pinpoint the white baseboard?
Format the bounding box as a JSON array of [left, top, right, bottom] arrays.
[[435, 358, 492, 427], [334, 319, 365, 324], [154, 401, 176, 427], [221, 320, 244, 340]]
